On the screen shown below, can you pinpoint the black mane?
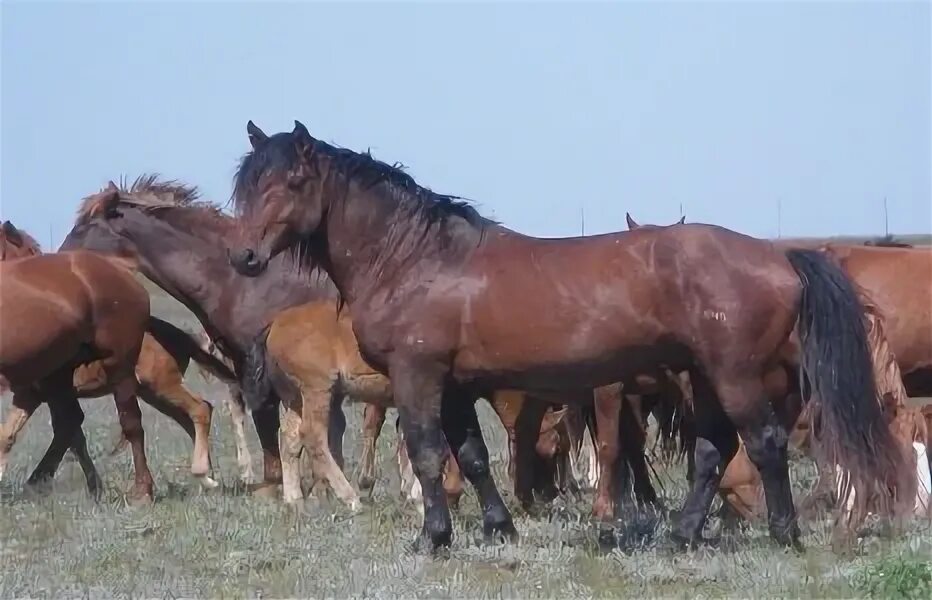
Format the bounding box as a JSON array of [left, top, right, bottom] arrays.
[[232, 129, 491, 230]]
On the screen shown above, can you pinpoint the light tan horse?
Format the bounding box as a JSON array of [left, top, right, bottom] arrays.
[[242, 300, 578, 510]]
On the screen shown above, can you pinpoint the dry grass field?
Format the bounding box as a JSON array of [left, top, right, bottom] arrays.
[[1, 287, 930, 599]]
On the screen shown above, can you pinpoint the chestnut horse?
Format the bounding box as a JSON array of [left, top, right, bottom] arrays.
[[1, 219, 248, 488], [228, 121, 906, 551], [0, 251, 154, 501]]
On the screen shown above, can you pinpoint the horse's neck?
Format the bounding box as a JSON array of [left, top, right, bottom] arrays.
[[322, 189, 482, 305]]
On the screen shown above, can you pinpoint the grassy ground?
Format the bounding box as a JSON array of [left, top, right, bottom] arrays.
[[1, 294, 930, 599]]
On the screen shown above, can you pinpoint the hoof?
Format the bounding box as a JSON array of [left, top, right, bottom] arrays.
[[196, 474, 220, 490], [409, 529, 452, 556], [127, 488, 154, 507], [483, 520, 519, 545], [250, 483, 281, 499]]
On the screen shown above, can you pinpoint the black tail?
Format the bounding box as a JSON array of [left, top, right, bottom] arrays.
[[786, 249, 905, 515], [145, 316, 236, 383], [242, 325, 272, 411]]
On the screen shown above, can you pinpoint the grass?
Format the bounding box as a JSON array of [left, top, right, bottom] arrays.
[[1, 294, 931, 598]]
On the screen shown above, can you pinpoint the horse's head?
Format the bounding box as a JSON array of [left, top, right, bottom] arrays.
[[60, 182, 140, 260], [230, 120, 336, 276], [0, 220, 41, 260], [625, 212, 686, 231], [61, 176, 213, 266]]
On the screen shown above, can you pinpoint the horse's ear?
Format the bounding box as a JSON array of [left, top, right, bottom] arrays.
[[293, 120, 312, 157], [246, 120, 268, 150], [98, 188, 123, 219], [677, 215, 686, 225], [625, 212, 640, 230], [106, 180, 118, 192]]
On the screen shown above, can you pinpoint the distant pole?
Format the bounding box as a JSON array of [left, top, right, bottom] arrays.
[[777, 198, 782, 239], [580, 206, 585, 236], [883, 196, 889, 237], [679, 202, 683, 220], [48, 223, 53, 251]]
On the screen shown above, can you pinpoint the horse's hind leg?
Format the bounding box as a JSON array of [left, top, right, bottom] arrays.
[[0, 390, 41, 483], [113, 378, 154, 504], [358, 403, 386, 495], [442, 387, 517, 543], [718, 373, 799, 548], [670, 371, 739, 548], [225, 386, 256, 484], [139, 383, 216, 489], [26, 376, 88, 491]]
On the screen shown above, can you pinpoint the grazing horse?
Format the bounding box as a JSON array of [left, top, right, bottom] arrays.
[[228, 120, 906, 551], [0, 251, 153, 501]]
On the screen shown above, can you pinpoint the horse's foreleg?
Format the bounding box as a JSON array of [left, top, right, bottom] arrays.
[[299, 387, 361, 511], [591, 384, 621, 523], [113, 378, 154, 504], [358, 403, 386, 495], [225, 386, 256, 484], [0, 390, 40, 483], [328, 393, 346, 471], [391, 360, 454, 551], [279, 398, 304, 504], [442, 388, 516, 543], [251, 396, 283, 487]]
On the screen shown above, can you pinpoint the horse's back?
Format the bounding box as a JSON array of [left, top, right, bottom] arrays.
[[831, 245, 932, 373], [0, 251, 149, 385], [451, 223, 801, 386]]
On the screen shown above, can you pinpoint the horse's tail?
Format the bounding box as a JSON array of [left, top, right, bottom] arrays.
[[242, 325, 273, 411], [786, 248, 907, 517], [145, 317, 237, 384]]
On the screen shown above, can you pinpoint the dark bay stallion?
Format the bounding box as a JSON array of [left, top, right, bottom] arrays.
[[229, 120, 906, 552], [59, 176, 340, 491]]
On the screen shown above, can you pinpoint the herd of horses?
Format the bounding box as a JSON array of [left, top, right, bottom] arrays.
[[1, 120, 930, 556]]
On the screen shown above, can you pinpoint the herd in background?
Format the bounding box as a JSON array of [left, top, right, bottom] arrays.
[[0, 120, 930, 555]]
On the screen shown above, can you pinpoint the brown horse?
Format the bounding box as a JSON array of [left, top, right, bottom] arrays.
[[0, 251, 153, 501], [60, 176, 575, 504], [59, 175, 345, 493], [630, 216, 930, 522], [229, 121, 906, 551], [1, 219, 241, 488]]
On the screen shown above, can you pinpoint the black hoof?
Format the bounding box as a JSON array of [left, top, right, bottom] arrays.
[[409, 527, 452, 556], [483, 518, 519, 545]]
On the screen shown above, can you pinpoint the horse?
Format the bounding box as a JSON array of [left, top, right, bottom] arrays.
[[58, 175, 340, 493], [227, 120, 908, 551], [243, 299, 584, 510], [0, 250, 154, 502], [0, 220, 242, 490], [631, 215, 931, 522], [59, 175, 581, 505]]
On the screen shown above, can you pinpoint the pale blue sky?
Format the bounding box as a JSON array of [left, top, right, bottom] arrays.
[[2, 1, 930, 248]]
